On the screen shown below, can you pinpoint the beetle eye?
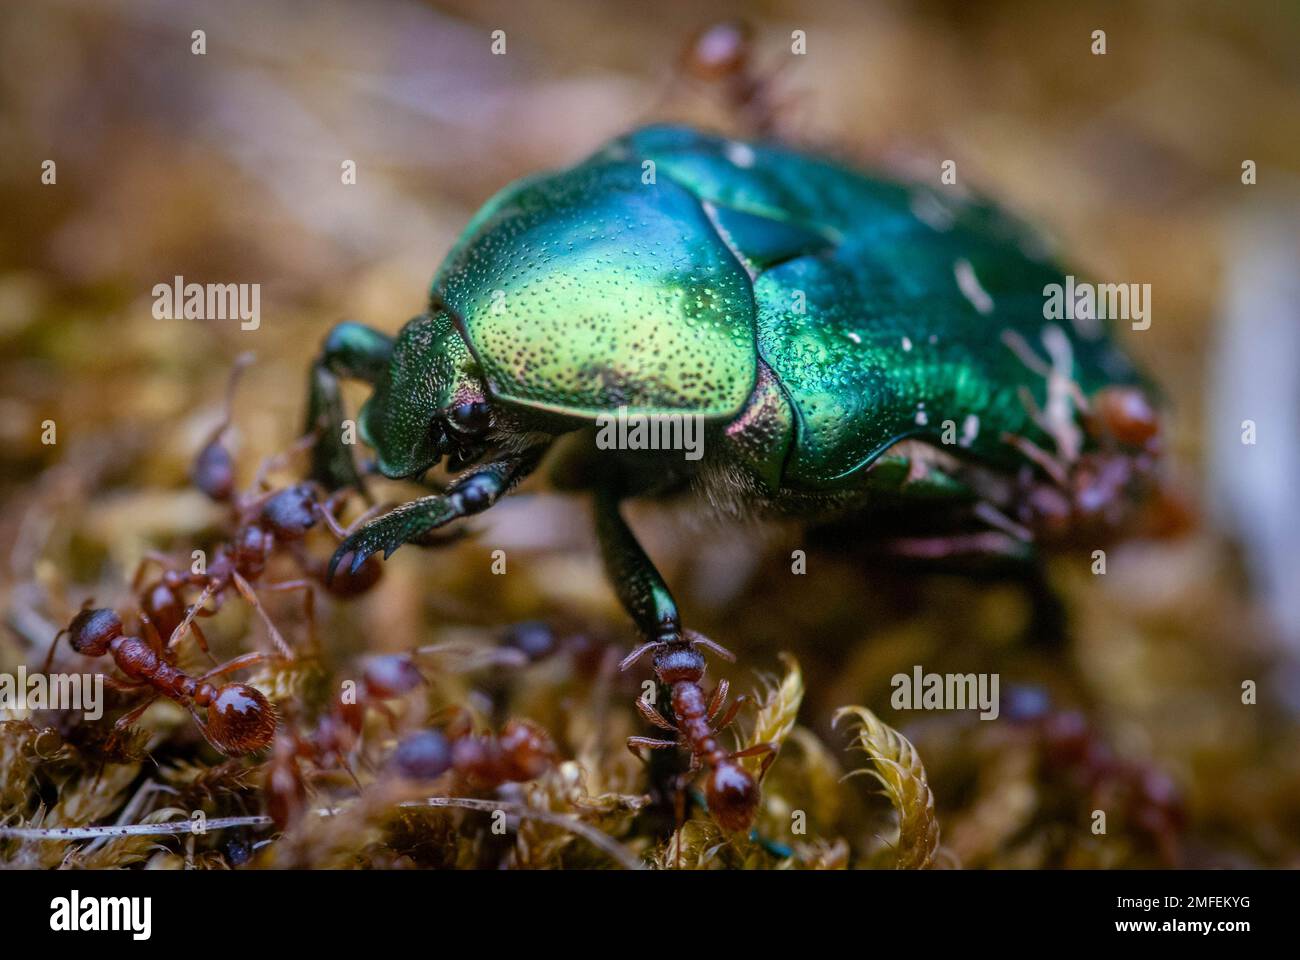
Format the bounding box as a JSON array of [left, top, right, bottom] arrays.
[[448, 401, 491, 435]]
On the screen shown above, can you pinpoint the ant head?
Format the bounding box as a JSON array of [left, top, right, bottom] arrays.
[[362, 655, 423, 698], [683, 20, 753, 80], [706, 762, 760, 833], [206, 683, 276, 755], [260, 483, 320, 540], [501, 621, 557, 662], [68, 608, 123, 657], [652, 644, 706, 686], [1085, 386, 1160, 450], [394, 729, 453, 781], [499, 720, 557, 781]]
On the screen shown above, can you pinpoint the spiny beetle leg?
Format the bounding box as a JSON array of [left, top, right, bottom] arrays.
[[326, 444, 548, 581]]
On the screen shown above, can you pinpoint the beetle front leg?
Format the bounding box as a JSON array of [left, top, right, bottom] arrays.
[[305, 321, 394, 492], [326, 444, 548, 579], [594, 489, 681, 644]]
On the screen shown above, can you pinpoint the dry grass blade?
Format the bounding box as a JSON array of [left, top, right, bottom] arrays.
[[833, 705, 940, 869], [743, 652, 804, 774]]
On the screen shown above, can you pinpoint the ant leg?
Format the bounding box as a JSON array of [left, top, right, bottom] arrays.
[[316, 490, 385, 540], [673, 778, 687, 870], [198, 651, 270, 683], [317, 497, 351, 539], [635, 696, 678, 732], [714, 693, 750, 734], [167, 582, 216, 651], [884, 531, 1032, 562], [103, 676, 150, 693], [130, 552, 174, 591], [683, 629, 735, 662], [231, 571, 294, 659], [113, 694, 161, 734], [706, 679, 731, 722], [731, 741, 779, 781], [731, 741, 777, 760], [140, 613, 165, 655], [1001, 432, 1070, 487], [253, 431, 319, 493], [618, 640, 660, 672], [40, 629, 68, 674], [626, 736, 677, 761], [261, 578, 318, 651], [188, 621, 218, 665]]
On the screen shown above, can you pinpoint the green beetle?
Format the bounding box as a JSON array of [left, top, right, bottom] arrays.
[[306, 124, 1161, 649]]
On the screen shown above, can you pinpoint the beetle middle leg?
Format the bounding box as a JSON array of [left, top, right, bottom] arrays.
[[593, 488, 682, 644]]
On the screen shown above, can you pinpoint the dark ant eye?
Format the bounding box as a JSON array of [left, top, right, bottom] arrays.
[[448, 401, 491, 435]]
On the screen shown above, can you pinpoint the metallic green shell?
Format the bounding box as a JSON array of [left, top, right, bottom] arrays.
[[432, 159, 757, 419], [613, 126, 1140, 489], [433, 124, 1141, 490]]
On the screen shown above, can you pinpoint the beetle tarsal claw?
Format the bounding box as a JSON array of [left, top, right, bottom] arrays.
[[326, 495, 463, 581]]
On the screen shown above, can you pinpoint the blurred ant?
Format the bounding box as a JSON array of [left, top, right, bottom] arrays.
[[677, 20, 791, 137], [393, 716, 556, 789], [622, 631, 776, 833], [267, 661, 553, 830], [1004, 689, 1184, 864], [135, 357, 382, 659], [264, 649, 431, 827], [56, 601, 277, 756]]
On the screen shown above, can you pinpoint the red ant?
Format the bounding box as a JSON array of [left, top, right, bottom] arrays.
[[622, 631, 776, 833], [136, 358, 382, 660], [1005, 690, 1184, 864], [58, 602, 277, 756], [267, 674, 554, 830], [393, 717, 556, 789], [678, 20, 791, 137]]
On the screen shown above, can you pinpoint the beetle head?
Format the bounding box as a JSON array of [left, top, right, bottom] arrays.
[[359, 308, 496, 479]]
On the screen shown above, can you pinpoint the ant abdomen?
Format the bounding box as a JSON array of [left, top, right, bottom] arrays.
[[707, 762, 760, 833], [204, 683, 277, 754]]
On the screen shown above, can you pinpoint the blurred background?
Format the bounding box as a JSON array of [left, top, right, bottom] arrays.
[[1, 0, 1298, 867]]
